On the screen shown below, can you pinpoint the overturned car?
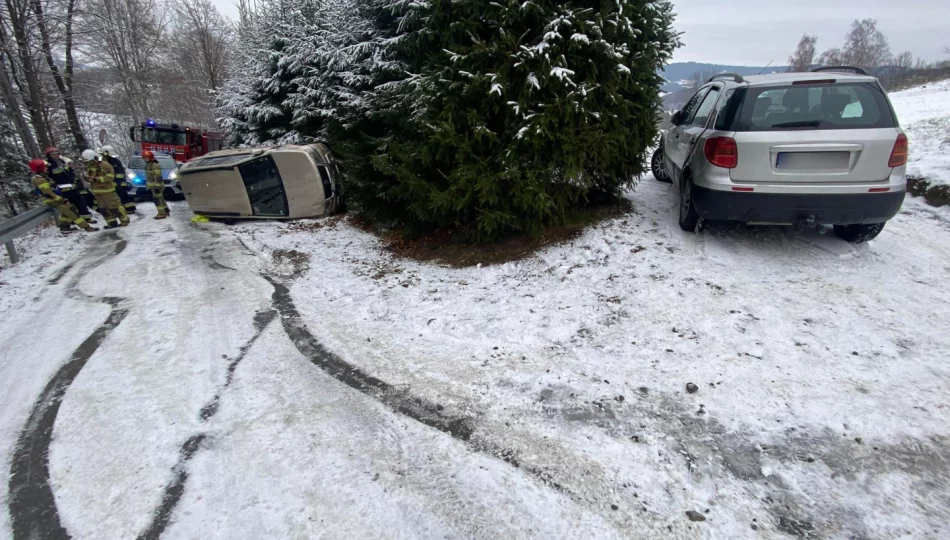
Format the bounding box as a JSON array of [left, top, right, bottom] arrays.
[[178, 143, 343, 219]]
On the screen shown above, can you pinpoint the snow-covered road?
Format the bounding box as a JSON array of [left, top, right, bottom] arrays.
[[2, 179, 950, 539]]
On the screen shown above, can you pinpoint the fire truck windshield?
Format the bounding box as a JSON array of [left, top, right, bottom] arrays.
[[142, 128, 187, 145]]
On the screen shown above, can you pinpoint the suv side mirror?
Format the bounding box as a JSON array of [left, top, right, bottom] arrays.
[[671, 110, 683, 125]]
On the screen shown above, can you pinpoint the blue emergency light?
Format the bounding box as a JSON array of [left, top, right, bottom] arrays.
[[146, 119, 156, 127]]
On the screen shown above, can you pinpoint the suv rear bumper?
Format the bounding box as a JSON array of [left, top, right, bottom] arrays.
[[691, 186, 904, 225]]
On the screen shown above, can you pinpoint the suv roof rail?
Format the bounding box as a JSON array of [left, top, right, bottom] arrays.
[[811, 66, 870, 76], [707, 72, 744, 83]]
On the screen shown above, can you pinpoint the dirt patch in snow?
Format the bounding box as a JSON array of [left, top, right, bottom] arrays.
[[350, 200, 634, 268], [270, 248, 310, 280], [907, 176, 950, 207], [281, 215, 346, 234]]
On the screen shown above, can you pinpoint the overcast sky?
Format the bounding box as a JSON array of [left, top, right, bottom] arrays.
[[211, 0, 949, 67]]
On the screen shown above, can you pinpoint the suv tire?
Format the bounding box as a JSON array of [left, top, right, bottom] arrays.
[[678, 177, 701, 232], [651, 148, 672, 183], [833, 223, 886, 243]]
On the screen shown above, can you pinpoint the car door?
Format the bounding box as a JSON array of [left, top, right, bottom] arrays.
[[666, 87, 710, 178], [679, 85, 723, 173]]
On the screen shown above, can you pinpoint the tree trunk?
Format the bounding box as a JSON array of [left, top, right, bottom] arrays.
[[3, 0, 52, 150], [31, 0, 88, 150], [0, 51, 40, 156]]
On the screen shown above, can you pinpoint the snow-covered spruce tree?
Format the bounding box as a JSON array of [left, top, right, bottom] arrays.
[[353, 0, 679, 240], [218, 0, 374, 146], [217, 0, 311, 145], [325, 0, 430, 227]]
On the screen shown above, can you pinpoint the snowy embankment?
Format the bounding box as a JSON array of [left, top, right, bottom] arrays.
[[232, 175, 950, 538], [890, 77, 950, 186], [0, 223, 91, 313]]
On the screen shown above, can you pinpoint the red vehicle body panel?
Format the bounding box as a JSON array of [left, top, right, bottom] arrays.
[[131, 121, 224, 162]]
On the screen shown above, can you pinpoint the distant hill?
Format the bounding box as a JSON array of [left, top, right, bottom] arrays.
[[659, 62, 786, 93]]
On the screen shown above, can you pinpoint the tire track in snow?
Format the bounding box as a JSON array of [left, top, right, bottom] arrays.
[[263, 275, 574, 497], [136, 309, 277, 540], [7, 233, 128, 540]]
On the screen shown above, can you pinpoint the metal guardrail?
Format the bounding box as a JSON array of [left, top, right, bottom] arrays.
[[0, 206, 56, 264]]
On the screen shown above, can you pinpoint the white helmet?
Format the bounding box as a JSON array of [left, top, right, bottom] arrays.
[[81, 149, 97, 161], [101, 145, 114, 154]]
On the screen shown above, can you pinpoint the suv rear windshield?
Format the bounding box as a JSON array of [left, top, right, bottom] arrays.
[[724, 82, 896, 131]]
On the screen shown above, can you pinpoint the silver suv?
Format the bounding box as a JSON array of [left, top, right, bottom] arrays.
[[654, 67, 907, 243]]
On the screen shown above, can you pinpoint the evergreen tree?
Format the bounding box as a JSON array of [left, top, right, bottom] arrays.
[[218, 0, 680, 241], [362, 0, 680, 239]]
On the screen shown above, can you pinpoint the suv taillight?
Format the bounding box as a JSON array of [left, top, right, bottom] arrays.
[[888, 133, 908, 167], [704, 137, 738, 169]]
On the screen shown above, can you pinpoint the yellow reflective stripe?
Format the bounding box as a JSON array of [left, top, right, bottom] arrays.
[[91, 189, 114, 194], [36, 182, 52, 189], [74, 218, 87, 226]]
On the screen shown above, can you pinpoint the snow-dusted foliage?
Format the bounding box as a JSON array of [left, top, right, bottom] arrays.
[[216, 0, 374, 146], [218, 0, 680, 240]]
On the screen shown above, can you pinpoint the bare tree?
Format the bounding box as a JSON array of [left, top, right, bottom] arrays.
[[30, 0, 88, 150], [77, 0, 170, 120], [817, 47, 843, 66], [819, 19, 891, 70], [170, 0, 230, 93], [0, 49, 38, 155], [145, 0, 232, 126], [1, 0, 53, 149], [686, 69, 719, 92], [891, 50, 914, 87], [788, 34, 817, 72]]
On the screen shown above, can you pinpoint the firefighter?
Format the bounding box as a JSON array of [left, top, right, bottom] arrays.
[[82, 149, 129, 229], [100, 145, 137, 213], [30, 159, 98, 233], [142, 150, 169, 219], [45, 147, 96, 224]]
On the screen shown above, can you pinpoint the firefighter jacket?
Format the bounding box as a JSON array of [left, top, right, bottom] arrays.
[[32, 173, 65, 204], [46, 157, 78, 189], [86, 160, 117, 194], [145, 161, 164, 188], [104, 155, 128, 184]]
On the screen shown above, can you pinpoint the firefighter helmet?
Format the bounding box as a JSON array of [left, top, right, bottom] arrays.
[[101, 145, 114, 155], [81, 149, 97, 161], [45, 146, 59, 156], [29, 158, 47, 173], [142, 150, 155, 161]]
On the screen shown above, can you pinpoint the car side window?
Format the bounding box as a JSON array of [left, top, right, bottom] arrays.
[[691, 87, 722, 127], [679, 88, 709, 125]]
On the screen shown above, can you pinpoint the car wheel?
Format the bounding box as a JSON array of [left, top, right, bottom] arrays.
[[678, 177, 701, 232], [651, 148, 672, 183], [833, 222, 886, 243]]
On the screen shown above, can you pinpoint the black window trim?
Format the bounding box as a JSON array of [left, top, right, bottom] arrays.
[[680, 86, 711, 125], [690, 84, 723, 128]]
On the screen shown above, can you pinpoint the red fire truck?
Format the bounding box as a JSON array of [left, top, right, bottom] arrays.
[[129, 119, 225, 162]]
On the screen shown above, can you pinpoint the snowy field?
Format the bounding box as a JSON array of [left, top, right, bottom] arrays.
[[1, 81, 949, 540], [890, 77, 950, 186]]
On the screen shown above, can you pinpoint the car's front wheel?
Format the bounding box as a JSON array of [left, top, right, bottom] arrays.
[[651, 148, 672, 183], [833, 222, 886, 243], [678, 178, 701, 232]]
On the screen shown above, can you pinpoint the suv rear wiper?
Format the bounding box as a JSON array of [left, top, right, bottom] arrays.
[[770, 120, 823, 128]]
